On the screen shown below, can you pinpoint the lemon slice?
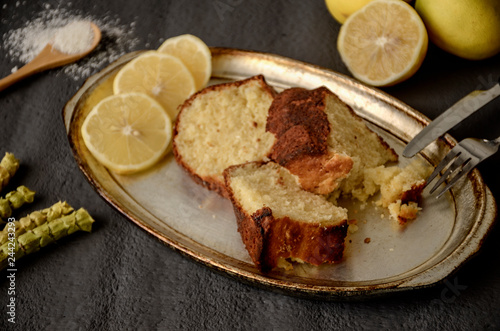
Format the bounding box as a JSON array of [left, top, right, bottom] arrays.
[[337, 0, 428, 86], [81, 93, 172, 174], [157, 34, 211, 91], [113, 51, 195, 119]]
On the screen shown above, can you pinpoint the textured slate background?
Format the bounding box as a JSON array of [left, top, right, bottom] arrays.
[[1, 0, 499, 330]]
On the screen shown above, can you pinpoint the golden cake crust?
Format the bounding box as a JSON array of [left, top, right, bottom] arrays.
[[266, 87, 354, 195], [266, 86, 398, 196], [224, 162, 348, 272], [267, 87, 331, 163]]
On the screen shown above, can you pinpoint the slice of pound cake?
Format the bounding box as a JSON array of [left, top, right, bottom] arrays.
[[224, 161, 348, 272], [266, 86, 398, 197], [266, 87, 354, 195], [173, 75, 276, 198], [266, 86, 430, 224]]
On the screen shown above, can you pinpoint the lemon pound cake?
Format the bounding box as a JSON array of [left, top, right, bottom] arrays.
[[266, 86, 398, 197], [173, 75, 276, 198], [224, 161, 348, 272], [266, 87, 354, 195], [266, 86, 430, 224]]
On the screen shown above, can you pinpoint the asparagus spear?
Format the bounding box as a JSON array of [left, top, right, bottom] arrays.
[[0, 153, 20, 193], [0, 208, 95, 269], [0, 186, 35, 222], [0, 201, 73, 245]]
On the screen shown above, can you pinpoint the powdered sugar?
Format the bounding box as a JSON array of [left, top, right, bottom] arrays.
[[1, 5, 140, 81], [53, 21, 94, 55]]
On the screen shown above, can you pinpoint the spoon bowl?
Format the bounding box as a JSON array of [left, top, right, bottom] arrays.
[[0, 22, 101, 92]]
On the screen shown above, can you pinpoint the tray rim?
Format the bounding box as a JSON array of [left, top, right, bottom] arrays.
[[63, 47, 497, 299]]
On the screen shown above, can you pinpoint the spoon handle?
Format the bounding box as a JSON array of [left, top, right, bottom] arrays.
[[0, 45, 56, 92], [0, 64, 40, 92]]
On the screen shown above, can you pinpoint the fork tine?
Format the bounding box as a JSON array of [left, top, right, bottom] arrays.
[[429, 153, 468, 194], [426, 149, 461, 186], [435, 159, 474, 198]]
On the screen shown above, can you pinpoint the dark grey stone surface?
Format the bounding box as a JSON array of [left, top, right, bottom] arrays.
[[0, 0, 499, 330]]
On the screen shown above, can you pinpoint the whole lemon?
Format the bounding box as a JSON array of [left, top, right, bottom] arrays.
[[325, 0, 413, 24], [415, 0, 500, 60], [325, 0, 373, 24]]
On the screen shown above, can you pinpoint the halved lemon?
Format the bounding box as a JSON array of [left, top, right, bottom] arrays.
[[113, 51, 195, 119], [81, 93, 172, 174], [158, 34, 211, 91], [337, 0, 428, 86]]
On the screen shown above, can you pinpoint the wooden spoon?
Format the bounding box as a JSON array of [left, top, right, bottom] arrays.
[[0, 22, 101, 92]]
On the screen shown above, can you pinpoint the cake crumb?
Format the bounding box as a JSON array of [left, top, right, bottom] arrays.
[[364, 237, 371, 244], [348, 224, 359, 234]]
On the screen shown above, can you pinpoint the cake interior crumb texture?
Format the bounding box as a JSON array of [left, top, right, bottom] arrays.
[[364, 160, 432, 208], [174, 77, 275, 184], [228, 162, 347, 225], [363, 160, 433, 223], [322, 91, 399, 200]]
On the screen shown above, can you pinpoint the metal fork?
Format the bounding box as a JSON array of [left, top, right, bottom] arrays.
[[426, 136, 500, 198]]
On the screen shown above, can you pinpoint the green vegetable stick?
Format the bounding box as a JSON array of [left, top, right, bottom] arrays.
[[0, 201, 74, 245], [7, 186, 35, 209], [75, 208, 94, 232], [2, 208, 95, 269], [47, 208, 93, 240], [0, 200, 10, 221], [45, 201, 74, 222], [19, 211, 45, 231], [47, 214, 72, 241], [0, 186, 35, 220], [0, 153, 20, 193], [31, 223, 54, 248], [17, 230, 40, 255]]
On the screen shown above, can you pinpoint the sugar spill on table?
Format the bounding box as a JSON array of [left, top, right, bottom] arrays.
[[0, 5, 140, 81]]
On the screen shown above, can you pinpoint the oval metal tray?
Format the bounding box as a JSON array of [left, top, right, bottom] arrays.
[[63, 48, 497, 299]]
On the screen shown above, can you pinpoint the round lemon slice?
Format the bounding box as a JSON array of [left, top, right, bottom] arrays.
[[158, 34, 211, 91], [113, 51, 195, 119], [337, 0, 428, 87], [81, 93, 172, 174]]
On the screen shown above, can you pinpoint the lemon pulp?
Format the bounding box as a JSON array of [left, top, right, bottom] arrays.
[[113, 51, 195, 120], [158, 34, 212, 91], [81, 93, 172, 174], [337, 0, 428, 86]]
